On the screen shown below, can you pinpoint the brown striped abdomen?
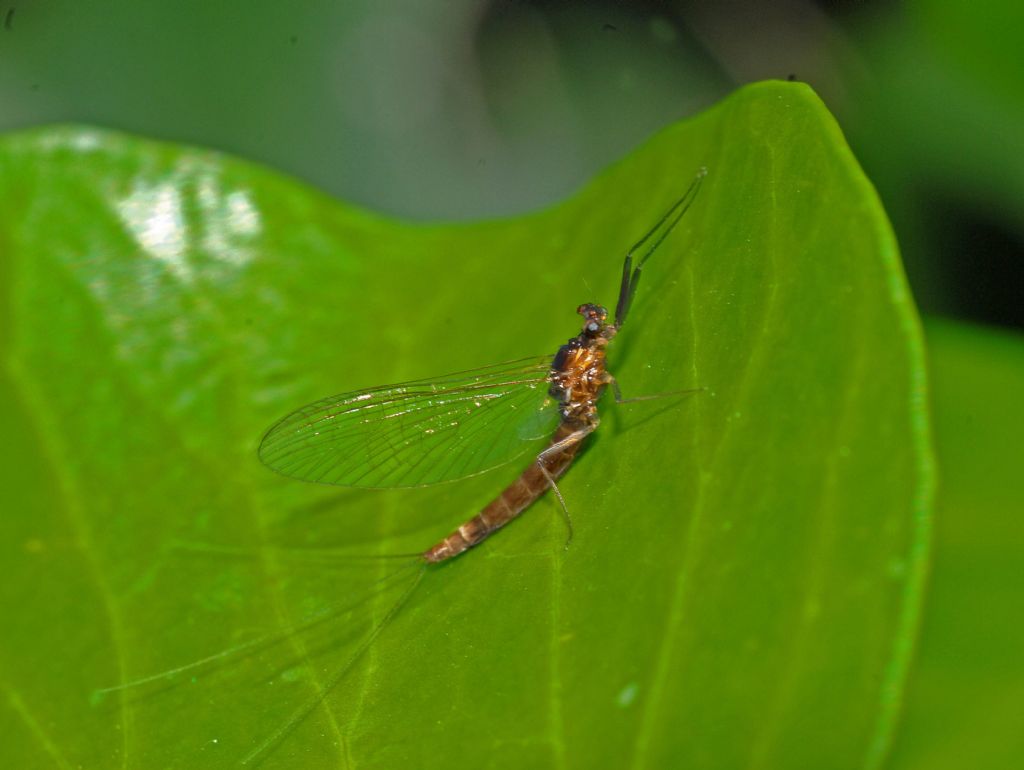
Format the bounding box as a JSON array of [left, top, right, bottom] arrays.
[[422, 423, 587, 563]]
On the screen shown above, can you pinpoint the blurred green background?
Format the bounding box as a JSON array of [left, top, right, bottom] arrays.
[[1, 1, 1021, 768]]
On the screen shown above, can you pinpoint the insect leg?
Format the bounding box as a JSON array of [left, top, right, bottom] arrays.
[[609, 375, 704, 405], [535, 427, 592, 549], [614, 167, 707, 328]]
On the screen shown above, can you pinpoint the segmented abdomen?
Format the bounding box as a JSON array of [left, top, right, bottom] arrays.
[[422, 423, 586, 563]]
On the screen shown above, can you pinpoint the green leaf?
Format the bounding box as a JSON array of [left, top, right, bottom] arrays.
[[0, 82, 933, 769], [887, 319, 1024, 770]]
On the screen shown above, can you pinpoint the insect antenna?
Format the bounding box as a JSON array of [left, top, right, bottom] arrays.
[[614, 166, 707, 328]]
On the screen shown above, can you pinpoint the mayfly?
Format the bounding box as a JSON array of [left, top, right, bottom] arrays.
[[105, 168, 706, 765], [259, 167, 706, 564]]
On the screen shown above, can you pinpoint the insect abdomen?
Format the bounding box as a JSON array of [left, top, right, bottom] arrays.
[[422, 424, 585, 563]]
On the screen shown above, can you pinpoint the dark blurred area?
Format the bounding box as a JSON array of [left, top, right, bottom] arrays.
[[0, 0, 1020, 327]]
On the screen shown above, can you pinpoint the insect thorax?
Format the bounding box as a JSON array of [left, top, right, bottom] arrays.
[[549, 336, 609, 425]]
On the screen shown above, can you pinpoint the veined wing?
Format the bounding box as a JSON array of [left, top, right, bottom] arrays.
[[258, 355, 558, 488]]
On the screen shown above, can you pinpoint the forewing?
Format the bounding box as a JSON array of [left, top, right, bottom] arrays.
[[258, 356, 558, 487]]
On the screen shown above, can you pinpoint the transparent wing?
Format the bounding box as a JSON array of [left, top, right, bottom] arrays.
[[258, 356, 559, 488]]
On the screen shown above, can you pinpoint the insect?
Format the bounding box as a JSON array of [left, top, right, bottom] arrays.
[[258, 167, 706, 566], [103, 168, 706, 765]]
